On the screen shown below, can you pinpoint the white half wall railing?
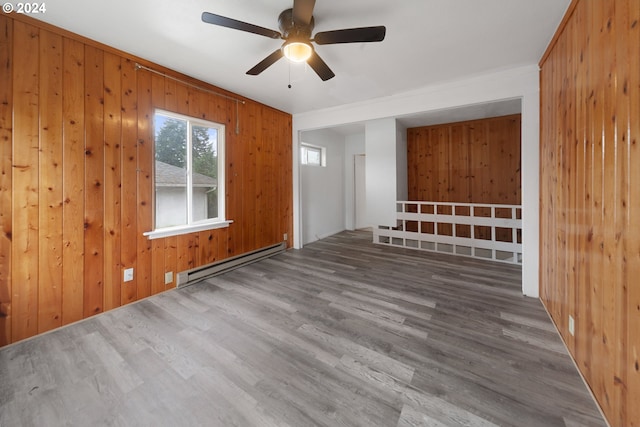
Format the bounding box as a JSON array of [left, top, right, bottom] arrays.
[[373, 201, 522, 265]]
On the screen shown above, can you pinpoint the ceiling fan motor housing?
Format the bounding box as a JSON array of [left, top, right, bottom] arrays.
[[278, 8, 314, 40]]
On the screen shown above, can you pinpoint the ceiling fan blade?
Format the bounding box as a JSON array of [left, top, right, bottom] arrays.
[[202, 12, 281, 39], [293, 0, 316, 25], [314, 26, 386, 45], [307, 51, 335, 81], [246, 49, 284, 75]]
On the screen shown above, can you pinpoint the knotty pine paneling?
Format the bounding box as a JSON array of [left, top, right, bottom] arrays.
[[103, 52, 123, 312], [83, 44, 105, 318], [60, 37, 85, 325], [37, 29, 63, 333], [0, 14, 293, 347], [407, 115, 521, 240], [407, 115, 521, 205], [0, 16, 12, 345], [12, 20, 39, 341], [539, 1, 640, 425]]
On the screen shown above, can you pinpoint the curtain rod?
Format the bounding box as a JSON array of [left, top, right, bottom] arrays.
[[135, 63, 244, 134]]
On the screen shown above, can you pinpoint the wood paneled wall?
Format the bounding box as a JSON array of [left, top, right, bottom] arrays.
[[407, 115, 521, 204], [539, 0, 639, 425], [0, 15, 293, 347]]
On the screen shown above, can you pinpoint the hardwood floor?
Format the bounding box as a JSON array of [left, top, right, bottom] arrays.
[[0, 230, 605, 426]]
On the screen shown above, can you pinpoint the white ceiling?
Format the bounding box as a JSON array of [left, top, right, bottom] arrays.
[[32, 0, 569, 117]]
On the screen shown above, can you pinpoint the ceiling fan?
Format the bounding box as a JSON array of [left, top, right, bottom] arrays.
[[201, 0, 386, 81]]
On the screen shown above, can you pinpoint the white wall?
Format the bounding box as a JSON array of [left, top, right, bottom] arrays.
[[364, 119, 398, 227], [293, 64, 540, 297], [344, 133, 365, 230], [396, 121, 408, 201], [300, 128, 346, 245]]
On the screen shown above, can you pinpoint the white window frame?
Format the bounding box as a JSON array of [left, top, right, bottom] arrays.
[[144, 109, 231, 239], [300, 142, 326, 167]]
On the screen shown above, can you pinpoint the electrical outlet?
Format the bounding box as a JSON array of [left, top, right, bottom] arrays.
[[164, 271, 173, 285], [123, 268, 134, 282], [283, 233, 288, 241], [568, 315, 575, 336]]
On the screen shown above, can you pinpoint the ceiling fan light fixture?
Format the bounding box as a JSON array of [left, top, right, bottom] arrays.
[[282, 41, 313, 62]]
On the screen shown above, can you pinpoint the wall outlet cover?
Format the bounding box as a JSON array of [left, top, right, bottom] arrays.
[[164, 271, 173, 285], [124, 268, 134, 282], [568, 315, 575, 336]]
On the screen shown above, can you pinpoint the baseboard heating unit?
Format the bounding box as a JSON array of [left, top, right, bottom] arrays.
[[176, 241, 286, 287]]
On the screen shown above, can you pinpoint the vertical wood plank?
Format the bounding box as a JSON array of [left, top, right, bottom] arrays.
[[175, 81, 189, 116], [625, 2, 640, 425], [12, 21, 40, 341], [265, 109, 278, 245], [282, 113, 293, 247], [103, 52, 122, 311], [176, 234, 197, 272], [407, 129, 417, 199], [151, 238, 165, 295], [164, 77, 177, 112], [83, 45, 104, 317], [199, 230, 216, 265], [149, 73, 166, 295], [436, 126, 449, 202], [164, 235, 177, 289], [226, 102, 245, 257], [564, 3, 577, 355], [472, 121, 490, 202], [612, 1, 630, 424], [577, 0, 594, 384], [425, 129, 437, 201], [0, 15, 13, 346], [120, 59, 137, 305], [61, 37, 85, 325], [600, 0, 618, 417], [449, 124, 470, 203], [135, 67, 152, 300], [242, 103, 258, 254], [557, 29, 569, 346], [37, 29, 63, 333], [509, 117, 521, 204], [574, 0, 589, 378]]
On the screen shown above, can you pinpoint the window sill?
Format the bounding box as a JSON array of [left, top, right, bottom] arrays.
[[144, 220, 233, 240]]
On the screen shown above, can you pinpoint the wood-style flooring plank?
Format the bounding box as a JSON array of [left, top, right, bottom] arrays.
[[0, 230, 605, 426]]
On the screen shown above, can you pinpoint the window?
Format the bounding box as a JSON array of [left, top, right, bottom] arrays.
[[145, 110, 228, 239], [300, 143, 326, 167]]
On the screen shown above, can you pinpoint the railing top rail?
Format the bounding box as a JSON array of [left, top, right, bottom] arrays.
[[397, 201, 522, 209]]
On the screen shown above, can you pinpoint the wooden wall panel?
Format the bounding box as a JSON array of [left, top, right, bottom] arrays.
[[61, 37, 85, 325], [1, 14, 293, 346], [12, 21, 40, 341], [103, 52, 122, 311], [135, 66, 152, 300], [407, 115, 521, 205], [120, 58, 138, 305], [625, 3, 640, 425], [539, 1, 640, 425], [83, 45, 105, 317], [0, 16, 13, 346], [37, 29, 63, 333]]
